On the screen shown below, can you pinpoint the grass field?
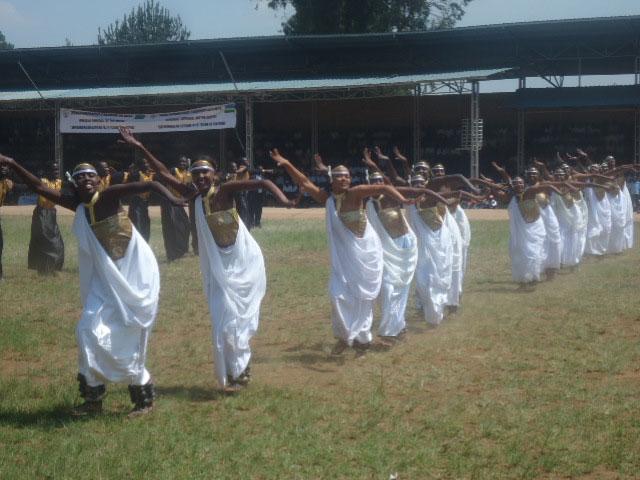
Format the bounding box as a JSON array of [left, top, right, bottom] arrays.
[[1, 211, 639, 479]]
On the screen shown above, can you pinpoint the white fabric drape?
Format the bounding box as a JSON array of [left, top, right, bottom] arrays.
[[196, 198, 265, 387], [539, 203, 562, 270], [575, 194, 589, 261], [444, 210, 463, 307], [407, 205, 452, 325], [452, 205, 471, 296], [607, 189, 626, 254], [327, 197, 383, 345], [507, 197, 546, 283], [621, 184, 634, 250], [584, 186, 611, 255], [551, 193, 583, 266], [365, 200, 417, 337], [72, 205, 159, 387]]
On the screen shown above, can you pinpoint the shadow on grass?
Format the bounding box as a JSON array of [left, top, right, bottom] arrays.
[[155, 385, 222, 402], [0, 405, 121, 429]]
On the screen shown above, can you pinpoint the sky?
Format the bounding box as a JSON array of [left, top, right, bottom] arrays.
[[0, 0, 638, 48]]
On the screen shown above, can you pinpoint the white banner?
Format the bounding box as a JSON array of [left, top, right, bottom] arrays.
[[60, 104, 236, 133]]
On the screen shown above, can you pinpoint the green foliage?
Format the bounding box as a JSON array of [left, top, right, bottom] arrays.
[[0, 30, 14, 50], [263, 0, 472, 35], [97, 0, 190, 46]]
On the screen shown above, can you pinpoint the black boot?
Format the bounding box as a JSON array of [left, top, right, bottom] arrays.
[[128, 382, 155, 418], [71, 373, 105, 416]]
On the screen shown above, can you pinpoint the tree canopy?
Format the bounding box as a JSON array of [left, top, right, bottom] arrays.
[[0, 31, 14, 50], [263, 0, 472, 35], [98, 0, 190, 45]]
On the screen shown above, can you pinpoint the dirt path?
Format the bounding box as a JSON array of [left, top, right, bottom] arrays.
[[4, 205, 640, 222], [1, 205, 510, 221]]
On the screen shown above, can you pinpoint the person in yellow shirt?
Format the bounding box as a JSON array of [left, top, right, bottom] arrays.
[[0, 163, 14, 280], [27, 161, 65, 275]]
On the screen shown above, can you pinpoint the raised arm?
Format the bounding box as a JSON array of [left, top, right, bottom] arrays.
[[491, 162, 512, 184], [533, 159, 554, 181], [393, 147, 412, 181], [0, 154, 77, 211], [576, 148, 594, 166], [566, 153, 589, 174], [270, 149, 330, 204], [118, 126, 191, 197], [375, 146, 407, 186]]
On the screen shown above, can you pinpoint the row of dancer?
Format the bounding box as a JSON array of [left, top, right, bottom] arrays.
[[0, 130, 483, 416], [482, 151, 635, 288], [0, 127, 300, 415]]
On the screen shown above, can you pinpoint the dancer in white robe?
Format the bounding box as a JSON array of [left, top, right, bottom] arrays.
[[0, 155, 186, 416], [363, 168, 450, 343], [119, 129, 298, 392], [485, 176, 564, 288], [270, 149, 420, 355], [605, 156, 635, 250], [584, 179, 609, 256], [365, 176, 417, 343]]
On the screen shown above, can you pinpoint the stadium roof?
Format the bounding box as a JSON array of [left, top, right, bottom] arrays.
[[507, 85, 640, 108], [0, 15, 638, 92], [0, 69, 508, 103]]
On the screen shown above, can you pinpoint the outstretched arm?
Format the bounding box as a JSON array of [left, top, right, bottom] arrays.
[[217, 179, 300, 208], [350, 184, 422, 206], [102, 181, 189, 207], [396, 186, 449, 204], [270, 149, 330, 204], [429, 174, 481, 194], [118, 127, 191, 197], [0, 154, 77, 211]]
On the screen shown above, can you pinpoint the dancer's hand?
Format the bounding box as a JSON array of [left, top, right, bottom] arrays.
[[269, 148, 291, 168], [0, 153, 15, 167], [393, 146, 408, 163], [362, 148, 378, 169], [491, 161, 506, 172], [312, 153, 329, 173], [373, 146, 389, 161], [117, 126, 142, 148], [576, 148, 588, 157], [402, 194, 424, 206]]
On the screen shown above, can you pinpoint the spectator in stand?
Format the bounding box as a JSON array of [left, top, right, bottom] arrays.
[[629, 173, 640, 213]]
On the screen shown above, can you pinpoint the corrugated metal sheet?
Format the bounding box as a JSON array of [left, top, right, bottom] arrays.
[[0, 69, 508, 103]]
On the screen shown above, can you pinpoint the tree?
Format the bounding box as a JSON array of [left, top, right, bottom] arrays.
[[0, 31, 14, 50], [261, 0, 472, 35], [98, 0, 190, 45]]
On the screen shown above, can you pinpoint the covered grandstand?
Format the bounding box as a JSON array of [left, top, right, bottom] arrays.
[[0, 15, 639, 180]]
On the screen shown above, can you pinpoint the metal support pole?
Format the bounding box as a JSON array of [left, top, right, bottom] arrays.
[[245, 95, 254, 168], [636, 57, 640, 85], [311, 100, 318, 154], [578, 58, 582, 87], [517, 109, 525, 173], [634, 107, 640, 164], [54, 102, 63, 177], [219, 128, 226, 168], [469, 80, 480, 179], [413, 84, 421, 165]]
